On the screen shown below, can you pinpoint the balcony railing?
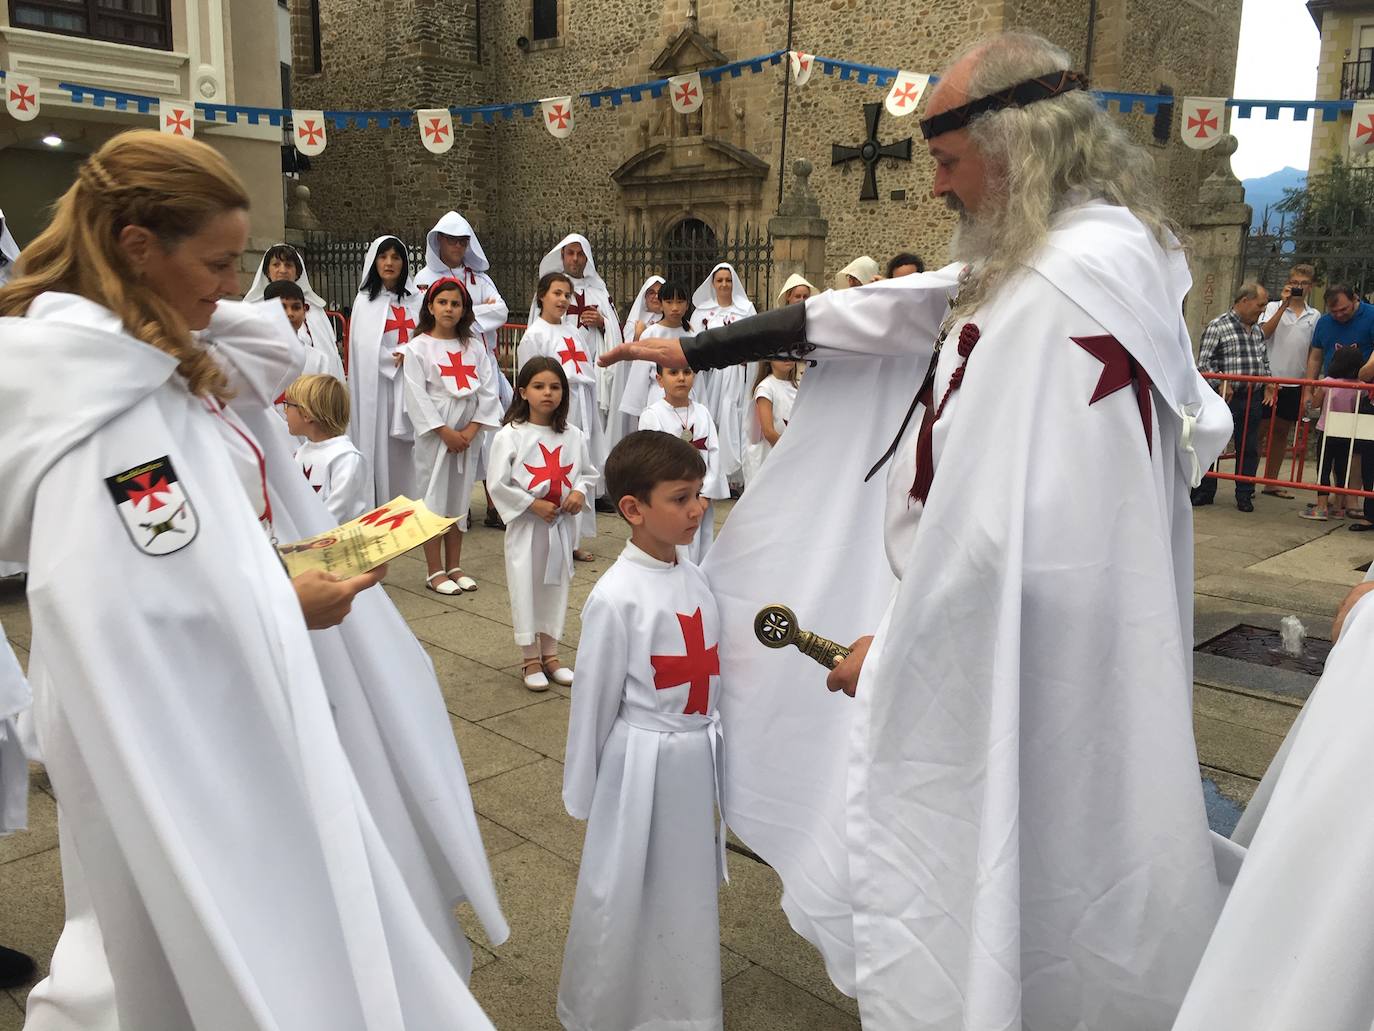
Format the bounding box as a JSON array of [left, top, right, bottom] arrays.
[[1342, 59, 1373, 101]]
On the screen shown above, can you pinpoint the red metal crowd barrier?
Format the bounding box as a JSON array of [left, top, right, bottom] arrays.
[[1201, 371, 1374, 505]]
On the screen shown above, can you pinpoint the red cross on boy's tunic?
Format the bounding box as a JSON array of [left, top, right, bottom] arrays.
[[650, 608, 719, 716], [524, 443, 574, 506], [437, 350, 478, 391], [558, 336, 589, 375], [384, 305, 415, 344]]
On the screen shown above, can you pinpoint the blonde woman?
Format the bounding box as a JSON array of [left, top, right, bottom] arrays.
[[0, 131, 496, 1029]]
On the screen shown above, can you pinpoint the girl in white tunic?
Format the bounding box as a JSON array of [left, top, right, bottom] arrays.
[[620, 280, 696, 421], [404, 278, 502, 595], [560, 430, 724, 1031], [691, 263, 756, 484], [243, 242, 341, 375], [517, 271, 606, 558], [348, 235, 421, 508], [741, 360, 800, 486], [638, 366, 729, 564], [488, 357, 596, 691], [283, 372, 370, 523]]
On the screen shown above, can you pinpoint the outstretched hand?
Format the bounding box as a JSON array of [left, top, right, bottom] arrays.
[[598, 337, 689, 370]]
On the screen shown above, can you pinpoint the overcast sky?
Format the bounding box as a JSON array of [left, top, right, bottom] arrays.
[[1228, 0, 1321, 179]]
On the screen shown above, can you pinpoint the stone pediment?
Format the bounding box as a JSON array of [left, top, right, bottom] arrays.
[[649, 28, 728, 75], [612, 137, 768, 187]]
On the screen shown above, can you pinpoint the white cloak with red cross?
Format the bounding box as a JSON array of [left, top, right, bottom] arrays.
[[560, 541, 724, 1031], [705, 200, 1239, 1030], [517, 317, 608, 540], [349, 236, 422, 508], [403, 331, 503, 524]]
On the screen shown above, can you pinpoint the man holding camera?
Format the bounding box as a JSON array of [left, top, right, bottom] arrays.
[[1257, 265, 1319, 496]]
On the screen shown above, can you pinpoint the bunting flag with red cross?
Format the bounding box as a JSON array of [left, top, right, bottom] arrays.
[[158, 100, 195, 138], [292, 109, 328, 156], [1350, 100, 1374, 152], [884, 71, 930, 118], [541, 96, 575, 139], [669, 72, 704, 114], [1180, 97, 1226, 150], [417, 107, 454, 154], [789, 50, 815, 87], [5, 71, 40, 122]]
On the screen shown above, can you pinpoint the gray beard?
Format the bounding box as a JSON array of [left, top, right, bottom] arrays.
[[946, 197, 1000, 265]]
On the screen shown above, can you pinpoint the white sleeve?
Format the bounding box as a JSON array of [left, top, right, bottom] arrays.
[[802, 269, 960, 359], [516, 328, 543, 371], [324, 450, 370, 523], [563, 590, 630, 820], [402, 345, 447, 435], [573, 427, 598, 499], [471, 345, 505, 428], [637, 407, 659, 432], [486, 427, 534, 522], [471, 276, 509, 337]]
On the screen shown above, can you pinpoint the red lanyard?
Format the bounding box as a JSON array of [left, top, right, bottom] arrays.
[[204, 398, 273, 533]]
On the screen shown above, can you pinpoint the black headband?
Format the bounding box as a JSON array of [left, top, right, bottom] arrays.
[[919, 70, 1088, 141]]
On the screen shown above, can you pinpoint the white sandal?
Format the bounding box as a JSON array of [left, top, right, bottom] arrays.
[[542, 656, 574, 687], [447, 567, 478, 592], [425, 571, 462, 596], [522, 658, 549, 692]]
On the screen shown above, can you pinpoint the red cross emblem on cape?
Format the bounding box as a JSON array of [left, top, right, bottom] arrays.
[[558, 336, 589, 374], [104, 456, 199, 556], [384, 305, 415, 344], [438, 349, 478, 391], [1072, 334, 1154, 454], [566, 290, 596, 324], [650, 608, 719, 715], [524, 443, 574, 505]]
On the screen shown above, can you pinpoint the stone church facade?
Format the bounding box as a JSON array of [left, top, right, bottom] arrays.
[[288, 0, 1240, 297]]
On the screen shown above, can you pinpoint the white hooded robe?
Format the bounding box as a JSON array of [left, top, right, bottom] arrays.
[[691, 263, 757, 482], [243, 243, 343, 380]]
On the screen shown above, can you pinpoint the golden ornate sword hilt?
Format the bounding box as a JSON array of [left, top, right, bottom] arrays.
[[754, 604, 852, 670]]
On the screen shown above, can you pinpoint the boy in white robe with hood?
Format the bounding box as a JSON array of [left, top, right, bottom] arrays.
[[243, 242, 341, 376], [601, 33, 1239, 1031]]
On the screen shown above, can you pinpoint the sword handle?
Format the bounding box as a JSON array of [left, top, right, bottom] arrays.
[[754, 604, 853, 670]]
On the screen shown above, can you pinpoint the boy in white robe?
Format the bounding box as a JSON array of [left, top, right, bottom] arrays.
[[559, 430, 725, 1031], [262, 279, 346, 381], [243, 242, 340, 375], [283, 373, 370, 523], [638, 366, 728, 564]]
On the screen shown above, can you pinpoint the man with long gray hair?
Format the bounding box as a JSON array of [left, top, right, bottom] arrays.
[[602, 31, 1236, 1030]]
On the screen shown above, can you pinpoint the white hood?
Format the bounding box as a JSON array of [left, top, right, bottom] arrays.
[[537, 233, 608, 295], [0, 293, 178, 562], [244, 243, 328, 309], [834, 256, 880, 289], [358, 234, 418, 298], [621, 274, 665, 337], [422, 211, 490, 275], [692, 262, 756, 315], [774, 272, 817, 308]]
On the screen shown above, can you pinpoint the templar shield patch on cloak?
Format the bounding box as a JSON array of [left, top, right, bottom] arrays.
[[105, 456, 199, 555]]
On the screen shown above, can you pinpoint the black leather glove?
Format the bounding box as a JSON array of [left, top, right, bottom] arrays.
[[681, 303, 811, 371]]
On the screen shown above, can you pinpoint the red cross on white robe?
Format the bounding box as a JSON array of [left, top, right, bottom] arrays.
[[650, 608, 719, 716], [384, 305, 415, 344], [437, 349, 478, 391], [1072, 334, 1154, 454], [566, 290, 597, 325], [301, 466, 323, 493], [524, 443, 574, 506], [558, 336, 589, 374]]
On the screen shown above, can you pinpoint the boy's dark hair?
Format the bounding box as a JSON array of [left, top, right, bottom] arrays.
[[886, 252, 925, 276], [261, 244, 301, 279], [415, 277, 477, 339], [655, 362, 696, 376], [503, 355, 570, 432], [605, 430, 706, 518], [1328, 344, 1365, 381], [362, 237, 412, 301], [264, 279, 306, 304], [535, 270, 573, 311]]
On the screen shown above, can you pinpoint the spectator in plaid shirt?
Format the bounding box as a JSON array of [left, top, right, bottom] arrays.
[[1193, 282, 1277, 511]]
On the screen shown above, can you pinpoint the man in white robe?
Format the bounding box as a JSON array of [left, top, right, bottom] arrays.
[[604, 32, 1236, 1031]]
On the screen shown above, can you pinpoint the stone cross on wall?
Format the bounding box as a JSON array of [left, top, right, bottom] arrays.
[[831, 102, 913, 202]]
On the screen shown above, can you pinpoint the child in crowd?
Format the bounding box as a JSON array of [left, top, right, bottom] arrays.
[[404, 277, 502, 595], [488, 357, 596, 691], [1302, 345, 1368, 521], [638, 364, 728, 564], [619, 280, 694, 423], [742, 359, 801, 485], [518, 271, 607, 560], [263, 279, 345, 380], [283, 373, 370, 523], [559, 430, 725, 1031]]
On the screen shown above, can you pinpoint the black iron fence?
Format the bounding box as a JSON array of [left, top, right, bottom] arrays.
[[297, 224, 775, 323], [1341, 58, 1372, 102], [1242, 210, 1374, 299]]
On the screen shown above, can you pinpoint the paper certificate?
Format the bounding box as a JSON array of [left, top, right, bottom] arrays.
[[277, 496, 456, 578]]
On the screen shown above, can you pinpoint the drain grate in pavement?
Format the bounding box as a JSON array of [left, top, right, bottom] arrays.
[[1196, 624, 1332, 677]]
